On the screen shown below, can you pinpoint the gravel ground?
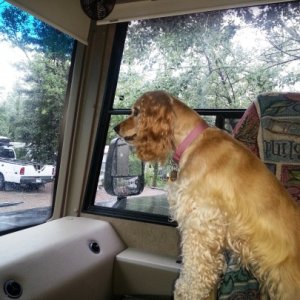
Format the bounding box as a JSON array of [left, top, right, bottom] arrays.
[[0, 182, 167, 214], [0, 183, 53, 213]]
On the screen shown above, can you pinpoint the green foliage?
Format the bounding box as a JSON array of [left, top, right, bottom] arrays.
[[114, 3, 300, 109], [16, 55, 71, 162], [0, 4, 35, 60], [144, 163, 167, 188], [0, 105, 9, 136], [0, 1, 73, 163]]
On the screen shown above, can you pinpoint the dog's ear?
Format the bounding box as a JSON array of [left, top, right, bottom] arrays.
[[135, 91, 174, 163]]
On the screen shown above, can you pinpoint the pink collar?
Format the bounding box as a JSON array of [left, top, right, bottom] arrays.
[[172, 123, 208, 163]]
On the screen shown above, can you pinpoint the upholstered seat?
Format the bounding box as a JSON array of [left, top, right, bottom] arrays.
[[217, 92, 300, 300]]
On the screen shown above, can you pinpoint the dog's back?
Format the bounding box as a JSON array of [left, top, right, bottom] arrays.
[[115, 91, 300, 299], [199, 128, 300, 299]]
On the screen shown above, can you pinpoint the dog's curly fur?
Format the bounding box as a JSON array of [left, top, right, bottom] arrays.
[[114, 90, 300, 300]]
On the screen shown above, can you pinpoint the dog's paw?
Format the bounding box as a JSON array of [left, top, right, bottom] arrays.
[[174, 290, 184, 300], [174, 279, 186, 300], [174, 278, 212, 300]]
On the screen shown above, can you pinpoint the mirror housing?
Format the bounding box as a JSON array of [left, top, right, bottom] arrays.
[[104, 138, 144, 199]]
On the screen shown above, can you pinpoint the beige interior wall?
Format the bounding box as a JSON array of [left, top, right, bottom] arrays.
[[82, 214, 181, 257], [0, 217, 125, 300]]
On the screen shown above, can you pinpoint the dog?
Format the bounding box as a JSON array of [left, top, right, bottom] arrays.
[[114, 90, 300, 300]]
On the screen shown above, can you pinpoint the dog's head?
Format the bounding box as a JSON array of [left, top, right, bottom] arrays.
[[114, 91, 175, 163]]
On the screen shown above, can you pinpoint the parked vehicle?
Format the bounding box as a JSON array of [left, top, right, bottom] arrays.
[[0, 137, 55, 190]]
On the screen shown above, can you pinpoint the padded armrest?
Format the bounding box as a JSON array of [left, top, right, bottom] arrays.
[[0, 217, 125, 300], [114, 248, 180, 297]]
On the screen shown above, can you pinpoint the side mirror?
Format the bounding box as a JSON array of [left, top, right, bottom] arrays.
[[104, 138, 144, 199]]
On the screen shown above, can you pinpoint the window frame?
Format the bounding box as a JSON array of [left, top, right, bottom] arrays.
[[0, 3, 77, 235], [82, 22, 245, 226]]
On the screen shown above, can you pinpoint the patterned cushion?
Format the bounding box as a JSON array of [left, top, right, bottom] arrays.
[[218, 92, 300, 300]]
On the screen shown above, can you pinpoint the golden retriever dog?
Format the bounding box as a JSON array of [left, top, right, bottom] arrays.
[[114, 90, 300, 300]]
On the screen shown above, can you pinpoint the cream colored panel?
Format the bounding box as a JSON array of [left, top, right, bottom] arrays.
[[97, 0, 293, 25], [82, 214, 181, 257], [114, 248, 180, 296], [113, 249, 217, 299], [0, 217, 125, 300], [7, 0, 90, 44]]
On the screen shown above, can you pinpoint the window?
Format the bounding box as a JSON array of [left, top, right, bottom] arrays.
[[84, 1, 300, 224], [0, 1, 74, 233]]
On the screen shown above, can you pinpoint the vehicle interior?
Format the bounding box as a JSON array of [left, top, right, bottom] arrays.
[[0, 0, 298, 299]]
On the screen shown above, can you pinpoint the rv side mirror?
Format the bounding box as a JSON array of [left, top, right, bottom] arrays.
[[104, 138, 144, 199]]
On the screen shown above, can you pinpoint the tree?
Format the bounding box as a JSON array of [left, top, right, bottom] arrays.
[[0, 3, 35, 60], [16, 55, 71, 162], [115, 3, 300, 110], [231, 3, 300, 90], [1, 87, 24, 141], [0, 2, 73, 163], [242, 3, 300, 66], [0, 105, 9, 136]]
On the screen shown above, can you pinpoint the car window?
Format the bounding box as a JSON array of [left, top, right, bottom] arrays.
[[87, 1, 300, 224], [0, 1, 74, 233]]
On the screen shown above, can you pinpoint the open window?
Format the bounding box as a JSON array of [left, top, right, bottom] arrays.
[[84, 1, 300, 225], [0, 1, 75, 233]]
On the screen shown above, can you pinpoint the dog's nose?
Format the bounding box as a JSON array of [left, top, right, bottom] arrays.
[[114, 124, 120, 134]]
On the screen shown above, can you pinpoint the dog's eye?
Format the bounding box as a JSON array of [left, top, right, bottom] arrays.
[[133, 107, 140, 117]]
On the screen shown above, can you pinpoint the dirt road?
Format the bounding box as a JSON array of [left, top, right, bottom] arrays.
[[0, 182, 167, 214], [0, 183, 53, 213]]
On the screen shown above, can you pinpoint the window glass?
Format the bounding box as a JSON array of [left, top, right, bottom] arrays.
[[113, 2, 300, 109], [92, 2, 300, 223], [0, 1, 74, 232]]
